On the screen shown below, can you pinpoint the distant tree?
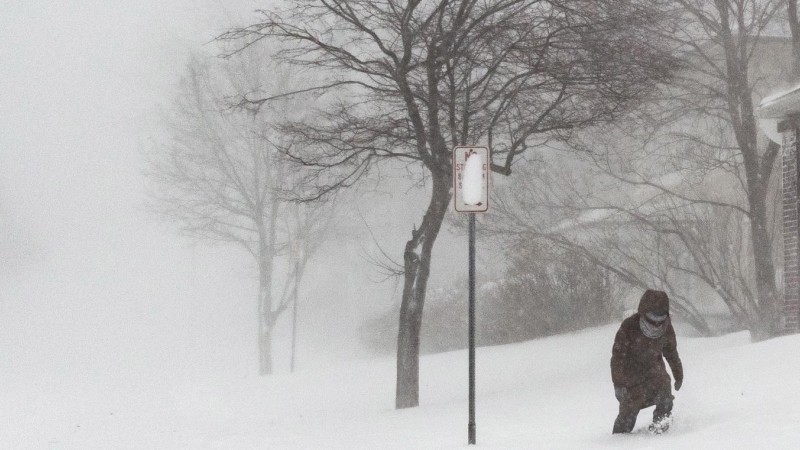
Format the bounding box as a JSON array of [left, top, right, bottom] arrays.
[[219, 0, 679, 408], [145, 52, 336, 375], [604, 0, 787, 339], [489, 158, 728, 335], [361, 240, 619, 354], [490, 0, 793, 339], [482, 241, 619, 342]]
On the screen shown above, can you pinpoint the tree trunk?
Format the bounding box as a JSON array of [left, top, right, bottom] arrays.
[[396, 171, 452, 409], [749, 187, 781, 340], [258, 261, 274, 375], [258, 313, 274, 375], [740, 139, 781, 340], [257, 198, 279, 375], [789, 0, 800, 79], [713, 4, 782, 339], [739, 142, 781, 340]]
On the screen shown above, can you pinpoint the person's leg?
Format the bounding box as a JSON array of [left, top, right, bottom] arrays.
[[613, 412, 637, 434], [652, 387, 674, 424], [639, 383, 675, 433], [613, 387, 646, 434]]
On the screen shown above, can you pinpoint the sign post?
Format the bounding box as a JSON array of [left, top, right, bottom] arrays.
[[453, 146, 489, 445], [467, 212, 476, 445]]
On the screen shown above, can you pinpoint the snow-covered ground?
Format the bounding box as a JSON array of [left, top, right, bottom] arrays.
[[3, 324, 799, 449]]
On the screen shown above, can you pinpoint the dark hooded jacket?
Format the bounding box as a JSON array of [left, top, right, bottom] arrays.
[[610, 290, 683, 390]]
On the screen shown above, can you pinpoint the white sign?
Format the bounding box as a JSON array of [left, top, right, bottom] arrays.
[[453, 146, 490, 213]]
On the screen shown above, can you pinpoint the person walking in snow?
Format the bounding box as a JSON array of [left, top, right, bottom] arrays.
[[610, 289, 683, 434]]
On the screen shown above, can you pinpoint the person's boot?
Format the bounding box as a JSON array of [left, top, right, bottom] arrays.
[[648, 413, 672, 434]]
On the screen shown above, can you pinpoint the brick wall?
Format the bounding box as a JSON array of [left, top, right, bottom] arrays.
[[783, 122, 800, 334]]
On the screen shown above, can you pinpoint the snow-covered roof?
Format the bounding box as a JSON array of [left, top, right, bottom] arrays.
[[759, 84, 800, 119], [547, 170, 695, 234]]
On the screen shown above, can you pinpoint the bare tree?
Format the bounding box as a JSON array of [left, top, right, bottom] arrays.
[[489, 152, 763, 335], [638, 0, 787, 338], [491, 0, 794, 339], [788, 0, 800, 75], [218, 0, 677, 408], [145, 53, 335, 375]]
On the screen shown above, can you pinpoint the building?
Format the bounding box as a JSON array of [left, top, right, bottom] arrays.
[[759, 85, 800, 334]]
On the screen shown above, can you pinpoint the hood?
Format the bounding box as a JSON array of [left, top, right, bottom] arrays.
[[637, 289, 670, 317]]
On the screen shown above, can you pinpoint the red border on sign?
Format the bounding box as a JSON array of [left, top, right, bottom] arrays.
[[453, 146, 490, 213]]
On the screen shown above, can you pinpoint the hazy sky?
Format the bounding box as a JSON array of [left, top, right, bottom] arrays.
[[0, 0, 306, 384], [0, 1, 482, 391], [0, 4, 506, 407]]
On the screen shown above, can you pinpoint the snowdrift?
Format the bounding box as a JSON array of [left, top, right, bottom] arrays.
[[3, 325, 800, 449]]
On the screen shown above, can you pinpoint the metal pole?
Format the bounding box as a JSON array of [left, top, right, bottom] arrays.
[[290, 260, 299, 372], [468, 212, 476, 445]]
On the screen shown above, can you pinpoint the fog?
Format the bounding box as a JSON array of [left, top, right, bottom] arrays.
[[5, 2, 800, 448], [1, 0, 473, 392]]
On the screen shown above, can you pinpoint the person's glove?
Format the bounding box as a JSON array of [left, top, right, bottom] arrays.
[[674, 379, 682, 391], [614, 386, 626, 401]]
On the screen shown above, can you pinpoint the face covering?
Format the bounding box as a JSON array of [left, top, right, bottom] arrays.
[[640, 315, 667, 339]]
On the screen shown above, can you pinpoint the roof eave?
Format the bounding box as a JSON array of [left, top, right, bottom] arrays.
[[759, 86, 800, 119]]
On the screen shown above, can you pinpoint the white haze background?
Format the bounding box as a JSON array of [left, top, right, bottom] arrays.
[[5, 2, 800, 449], [0, 0, 473, 401]]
